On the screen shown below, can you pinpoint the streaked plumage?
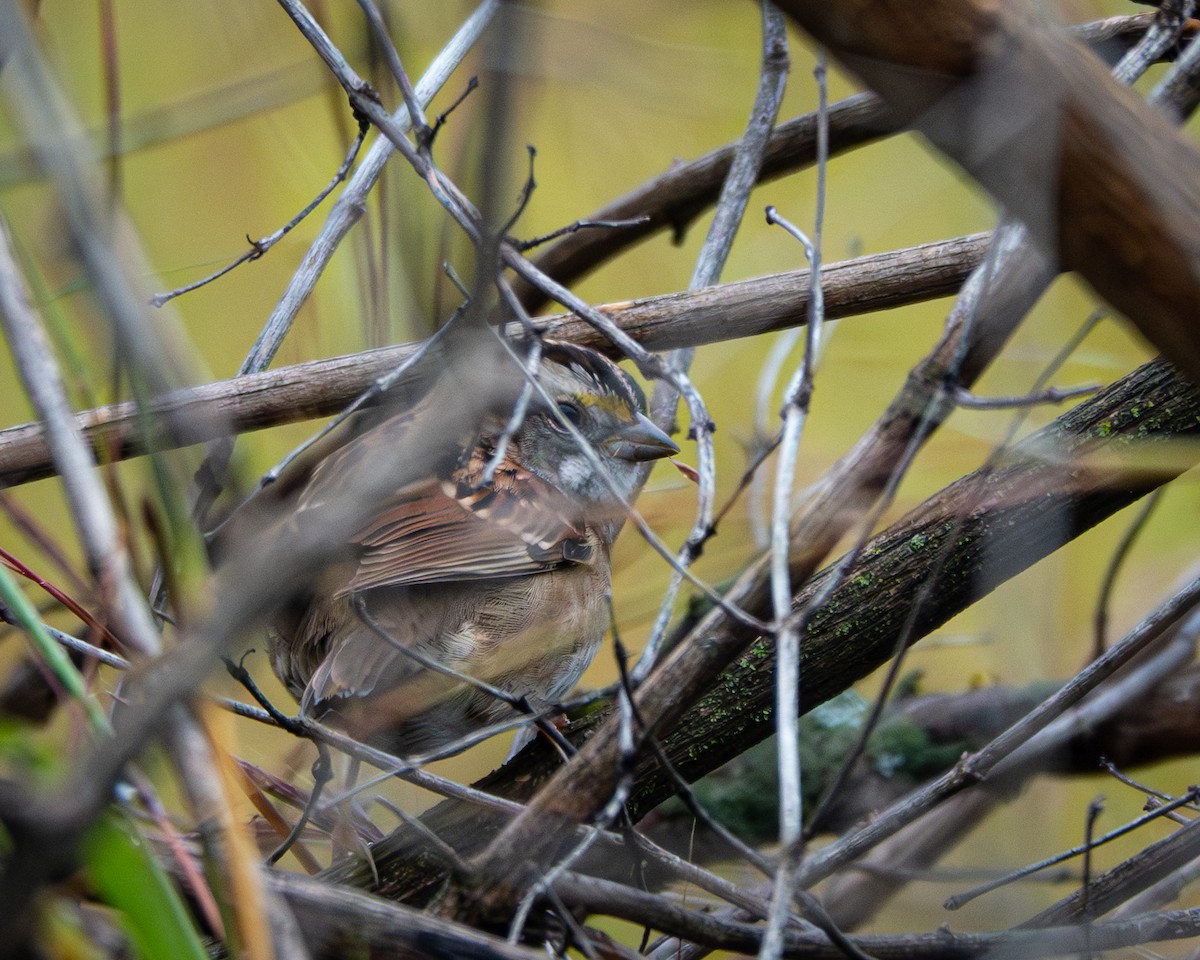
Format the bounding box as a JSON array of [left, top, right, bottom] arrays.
[[268, 341, 678, 756]]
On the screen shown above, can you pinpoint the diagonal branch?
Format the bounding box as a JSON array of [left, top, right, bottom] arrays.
[[331, 357, 1200, 906], [769, 0, 1200, 385]]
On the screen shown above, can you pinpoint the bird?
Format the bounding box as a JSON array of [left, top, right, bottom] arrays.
[[265, 339, 679, 758]]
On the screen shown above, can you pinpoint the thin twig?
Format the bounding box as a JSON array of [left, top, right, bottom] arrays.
[[267, 745, 333, 867], [355, 0, 431, 143], [952, 382, 1099, 409], [1100, 759, 1195, 809], [430, 75, 479, 143], [477, 304, 540, 487], [218, 692, 532, 815], [945, 787, 1200, 910], [516, 216, 652, 253], [1080, 795, 1104, 960], [150, 124, 368, 307], [0, 612, 129, 671], [1093, 489, 1163, 657], [634, 1, 790, 685], [243, 0, 498, 377], [760, 54, 829, 960]]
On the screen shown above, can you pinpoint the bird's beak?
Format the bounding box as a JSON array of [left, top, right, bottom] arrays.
[[606, 413, 680, 462]]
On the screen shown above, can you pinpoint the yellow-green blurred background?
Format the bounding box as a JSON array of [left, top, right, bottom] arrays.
[[1, 0, 1197, 945]]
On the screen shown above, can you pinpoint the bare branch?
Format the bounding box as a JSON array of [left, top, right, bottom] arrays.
[[0, 234, 988, 489], [771, 0, 1200, 385]]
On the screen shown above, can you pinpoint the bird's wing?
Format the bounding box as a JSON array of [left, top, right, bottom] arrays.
[[299, 601, 457, 732], [338, 460, 594, 594]]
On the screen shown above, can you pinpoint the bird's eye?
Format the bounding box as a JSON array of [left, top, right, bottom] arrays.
[[550, 400, 584, 432]]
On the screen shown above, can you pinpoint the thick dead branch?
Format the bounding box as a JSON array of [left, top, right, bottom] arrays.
[[644, 662, 1200, 852], [328, 357, 1200, 906], [770, 0, 1200, 386], [562, 872, 1200, 959], [272, 865, 1200, 960], [441, 362, 1200, 917], [268, 870, 543, 959], [643, 359, 1200, 814]]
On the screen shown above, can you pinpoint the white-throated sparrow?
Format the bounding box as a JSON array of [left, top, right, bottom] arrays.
[[267, 340, 678, 756]]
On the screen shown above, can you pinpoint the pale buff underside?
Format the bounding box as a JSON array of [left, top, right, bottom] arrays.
[[271, 539, 610, 756]]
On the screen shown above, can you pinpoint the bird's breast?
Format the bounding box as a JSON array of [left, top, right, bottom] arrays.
[[462, 554, 610, 686]]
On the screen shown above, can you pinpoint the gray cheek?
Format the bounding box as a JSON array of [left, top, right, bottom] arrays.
[[555, 452, 642, 502], [601, 461, 642, 501], [558, 454, 604, 498]]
